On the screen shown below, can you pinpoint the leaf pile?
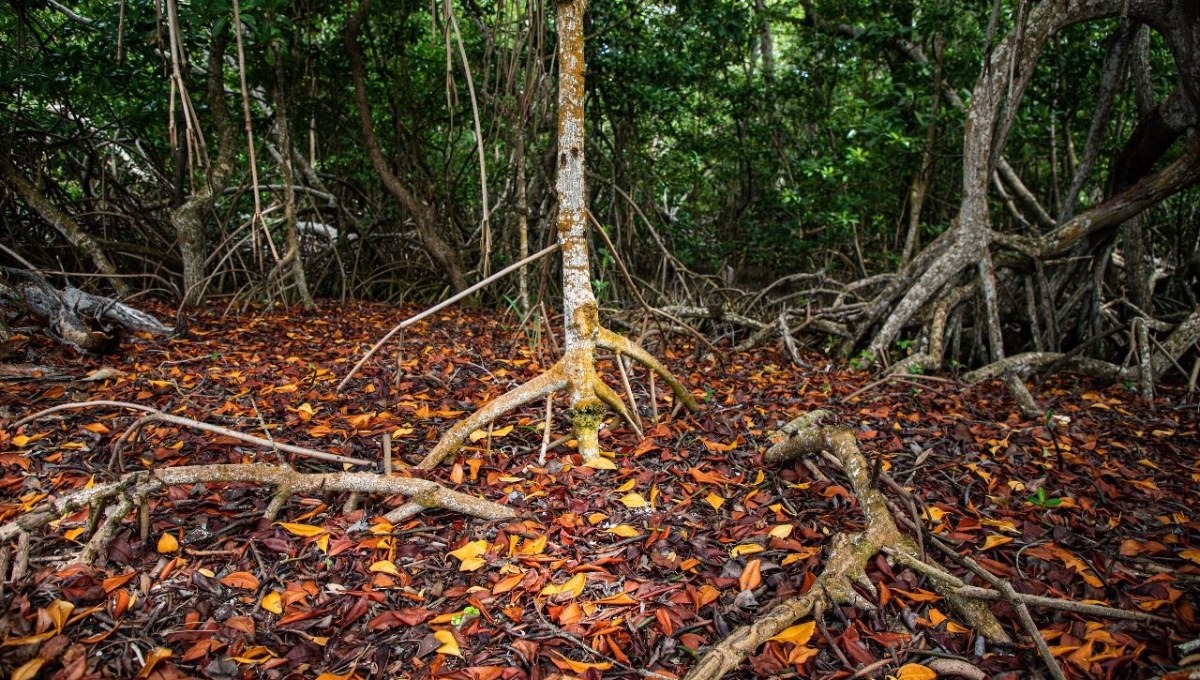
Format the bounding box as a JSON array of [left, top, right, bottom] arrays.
[[1, 301, 1198, 679]]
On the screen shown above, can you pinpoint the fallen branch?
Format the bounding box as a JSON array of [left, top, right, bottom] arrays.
[[0, 463, 516, 574], [15, 400, 374, 467]]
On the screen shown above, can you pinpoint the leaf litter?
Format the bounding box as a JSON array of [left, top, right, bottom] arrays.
[[0, 301, 1197, 679]]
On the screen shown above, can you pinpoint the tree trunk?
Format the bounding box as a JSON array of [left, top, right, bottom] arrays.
[[0, 154, 130, 297], [345, 0, 469, 293], [171, 31, 236, 307], [866, 0, 1200, 366]]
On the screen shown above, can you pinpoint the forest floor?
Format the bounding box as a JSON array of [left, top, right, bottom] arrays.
[[1, 301, 1198, 680]]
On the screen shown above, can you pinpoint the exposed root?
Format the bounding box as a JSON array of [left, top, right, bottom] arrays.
[[598, 328, 699, 412], [0, 464, 516, 570], [688, 412, 1021, 680], [417, 329, 698, 469]]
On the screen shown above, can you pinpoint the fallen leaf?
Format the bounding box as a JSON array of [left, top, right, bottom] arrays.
[[434, 629, 462, 656], [619, 493, 648, 508], [369, 560, 402, 576], [133, 647, 174, 679], [11, 658, 46, 680], [541, 572, 587, 599], [277, 522, 327, 537], [156, 533, 179, 553], [893, 663, 937, 680], [769, 621, 815, 646], [260, 592, 283, 614], [219, 571, 260, 590]]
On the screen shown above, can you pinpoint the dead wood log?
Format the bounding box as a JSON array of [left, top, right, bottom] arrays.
[[2, 269, 174, 353]]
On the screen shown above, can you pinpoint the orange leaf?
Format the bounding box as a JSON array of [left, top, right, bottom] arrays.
[[134, 647, 174, 679], [276, 522, 327, 537], [549, 652, 613, 674], [769, 621, 815, 646], [156, 533, 179, 554], [219, 571, 260, 590], [492, 572, 525, 595], [101, 571, 138, 593], [893, 663, 937, 680], [739, 559, 762, 592], [11, 658, 46, 680]]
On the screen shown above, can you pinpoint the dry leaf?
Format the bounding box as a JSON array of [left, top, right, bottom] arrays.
[[434, 629, 462, 656], [156, 533, 179, 554], [769, 621, 815, 646], [892, 663, 937, 680], [260, 592, 283, 614], [277, 522, 327, 537], [619, 493, 648, 508], [605, 525, 641, 538], [541, 572, 587, 599], [219, 571, 260, 590], [11, 658, 46, 680]]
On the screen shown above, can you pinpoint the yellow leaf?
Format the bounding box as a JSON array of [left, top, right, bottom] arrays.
[[893, 663, 937, 680], [11, 657, 46, 680], [981, 535, 1013, 550], [769, 524, 794, 539], [459, 557, 487, 572], [1180, 548, 1200, 566], [615, 479, 636, 492], [316, 534, 330, 553], [518, 535, 547, 555], [231, 645, 276, 663], [606, 525, 641, 538], [198, 568, 215, 577], [619, 493, 648, 508], [541, 572, 587, 599], [705, 493, 725, 511], [63, 527, 85, 541], [981, 518, 1020, 534], [46, 600, 73, 634], [276, 522, 327, 537], [730, 544, 765, 557], [469, 424, 514, 442], [12, 434, 31, 447], [923, 507, 947, 522], [82, 422, 110, 435], [584, 456, 617, 470], [551, 652, 613, 673], [261, 592, 283, 614], [391, 427, 414, 437], [369, 560, 402, 576], [434, 630, 462, 657], [134, 647, 174, 679], [769, 621, 815, 646], [449, 539, 488, 561]]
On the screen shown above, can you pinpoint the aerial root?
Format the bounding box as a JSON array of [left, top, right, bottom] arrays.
[[418, 327, 698, 469], [0, 464, 516, 569], [685, 410, 1165, 680]]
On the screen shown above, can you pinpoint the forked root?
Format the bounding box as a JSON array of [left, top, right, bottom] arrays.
[[417, 328, 698, 469]]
